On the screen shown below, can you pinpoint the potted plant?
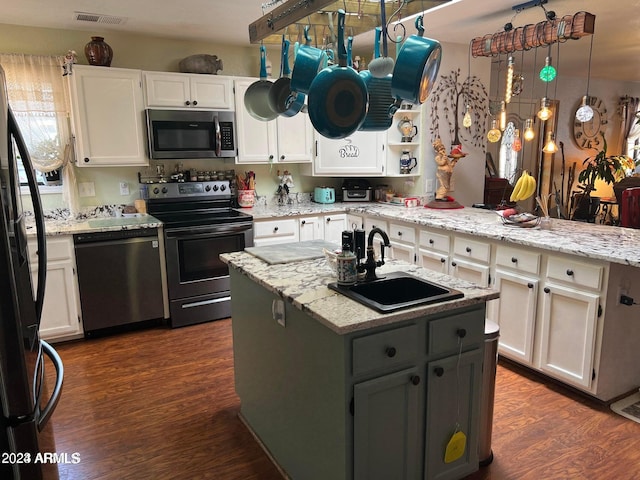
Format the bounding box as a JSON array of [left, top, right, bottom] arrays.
[[572, 133, 634, 221]]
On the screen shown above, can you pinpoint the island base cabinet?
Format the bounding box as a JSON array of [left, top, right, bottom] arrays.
[[229, 269, 485, 480], [353, 367, 422, 480], [425, 350, 482, 480]]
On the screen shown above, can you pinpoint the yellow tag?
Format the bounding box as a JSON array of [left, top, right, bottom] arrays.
[[444, 430, 467, 464]]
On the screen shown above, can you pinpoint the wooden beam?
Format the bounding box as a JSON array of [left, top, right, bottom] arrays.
[[470, 11, 595, 57]]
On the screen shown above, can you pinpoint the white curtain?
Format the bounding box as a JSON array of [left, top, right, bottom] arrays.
[[0, 53, 80, 215]]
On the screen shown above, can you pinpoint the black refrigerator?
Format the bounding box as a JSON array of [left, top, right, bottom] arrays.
[[0, 66, 64, 479]]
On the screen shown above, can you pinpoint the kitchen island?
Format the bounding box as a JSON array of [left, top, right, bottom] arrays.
[[221, 250, 499, 480]]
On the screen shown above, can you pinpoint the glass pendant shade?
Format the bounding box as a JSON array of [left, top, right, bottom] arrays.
[[542, 132, 559, 153], [499, 102, 507, 131], [487, 119, 501, 143], [462, 106, 472, 128], [512, 129, 522, 152], [537, 98, 552, 121], [539, 57, 557, 82], [575, 96, 594, 122], [523, 119, 535, 141]]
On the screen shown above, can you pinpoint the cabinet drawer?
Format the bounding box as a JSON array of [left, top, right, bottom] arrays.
[[352, 324, 419, 376], [389, 223, 416, 244], [427, 310, 484, 356], [453, 237, 491, 263], [546, 255, 603, 290], [28, 237, 73, 264], [495, 245, 540, 275], [253, 219, 298, 239], [418, 230, 450, 253]]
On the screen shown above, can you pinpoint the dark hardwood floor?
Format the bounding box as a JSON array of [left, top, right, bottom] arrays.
[[46, 319, 640, 480]]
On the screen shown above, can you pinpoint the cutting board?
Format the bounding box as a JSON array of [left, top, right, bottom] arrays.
[[245, 240, 340, 265]]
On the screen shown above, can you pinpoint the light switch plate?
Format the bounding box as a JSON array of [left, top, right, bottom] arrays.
[[78, 182, 95, 197]]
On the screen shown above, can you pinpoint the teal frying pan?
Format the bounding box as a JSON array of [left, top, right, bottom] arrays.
[[268, 38, 306, 117], [308, 10, 368, 139], [391, 16, 442, 106], [359, 27, 394, 131]]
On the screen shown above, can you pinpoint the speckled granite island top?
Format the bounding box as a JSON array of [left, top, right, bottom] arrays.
[[221, 250, 499, 335]]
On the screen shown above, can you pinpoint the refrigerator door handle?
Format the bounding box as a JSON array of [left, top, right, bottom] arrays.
[[37, 340, 63, 431], [8, 107, 47, 321]]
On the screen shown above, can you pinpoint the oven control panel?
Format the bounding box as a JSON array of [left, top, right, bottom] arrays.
[[146, 181, 230, 199]]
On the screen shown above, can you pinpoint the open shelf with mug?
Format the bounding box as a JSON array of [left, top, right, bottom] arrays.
[[385, 106, 422, 177]]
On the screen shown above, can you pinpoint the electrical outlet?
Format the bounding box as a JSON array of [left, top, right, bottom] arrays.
[[426, 178, 434, 192], [617, 286, 630, 305], [78, 182, 95, 197], [119, 182, 130, 196], [272, 299, 286, 327]]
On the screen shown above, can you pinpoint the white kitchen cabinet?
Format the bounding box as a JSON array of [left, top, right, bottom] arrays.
[[27, 236, 83, 342], [68, 65, 147, 167], [449, 236, 492, 287], [302, 130, 386, 176], [347, 214, 364, 231], [298, 216, 323, 241], [143, 71, 233, 109], [322, 213, 348, 245], [234, 78, 313, 164], [417, 229, 451, 274], [388, 222, 416, 264], [253, 218, 299, 246], [491, 245, 541, 364], [537, 255, 604, 389]]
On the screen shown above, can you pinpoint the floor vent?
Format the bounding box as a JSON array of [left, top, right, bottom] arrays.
[[74, 12, 127, 25]]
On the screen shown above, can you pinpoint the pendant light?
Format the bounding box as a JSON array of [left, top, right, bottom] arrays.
[[463, 105, 472, 128], [512, 129, 522, 152], [576, 35, 595, 122], [539, 55, 556, 82], [537, 98, 552, 121], [505, 56, 514, 104], [542, 131, 559, 153], [523, 118, 535, 141], [487, 119, 501, 143], [499, 101, 507, 131]]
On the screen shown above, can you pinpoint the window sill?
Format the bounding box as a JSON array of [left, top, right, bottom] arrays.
[[20, 185, 63, 195]]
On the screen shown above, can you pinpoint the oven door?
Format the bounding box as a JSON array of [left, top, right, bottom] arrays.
[[164, 221, 253, 300]]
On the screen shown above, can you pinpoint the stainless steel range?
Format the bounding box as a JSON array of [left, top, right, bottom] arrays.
[[146, 180, 253, 328]]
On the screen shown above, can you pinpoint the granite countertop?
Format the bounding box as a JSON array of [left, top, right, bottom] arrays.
[[245, 202, 368, 219], [27, 214, 163, 236], [221, 250, 499, 335], [345, 204, 640, 268]]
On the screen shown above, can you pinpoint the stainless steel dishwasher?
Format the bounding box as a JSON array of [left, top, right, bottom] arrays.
[[74, 228, 165, 336]]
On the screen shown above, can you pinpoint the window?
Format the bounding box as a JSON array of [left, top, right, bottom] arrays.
[[1, 53, 71, 189]]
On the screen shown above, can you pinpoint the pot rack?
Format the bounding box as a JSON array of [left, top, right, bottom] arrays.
[[248, 0, 451, 45]]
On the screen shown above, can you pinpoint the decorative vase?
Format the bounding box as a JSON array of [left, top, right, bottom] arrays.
[[237, 190, 256, 208], [84, 36, 113, 67]]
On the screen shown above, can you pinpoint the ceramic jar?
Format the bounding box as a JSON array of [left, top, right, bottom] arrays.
[[84, 36, 113, 67], [336, 251, 357, 286], [237, 190, 256, 208]]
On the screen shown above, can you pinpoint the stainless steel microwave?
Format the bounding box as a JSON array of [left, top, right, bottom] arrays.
[[145, 109, 237, 159]]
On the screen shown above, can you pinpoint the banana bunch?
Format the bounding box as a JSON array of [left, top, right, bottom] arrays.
[[509, 171, 537, 202]]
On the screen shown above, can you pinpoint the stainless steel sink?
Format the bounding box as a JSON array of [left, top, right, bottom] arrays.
[[328, 271, 464, 313]]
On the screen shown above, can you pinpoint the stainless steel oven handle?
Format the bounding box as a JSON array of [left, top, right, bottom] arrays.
[[181, 296, 231, 309], [165, 222, 253, 239]]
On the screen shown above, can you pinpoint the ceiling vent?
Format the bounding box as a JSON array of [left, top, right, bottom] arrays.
[[74, 12, 127, 25]]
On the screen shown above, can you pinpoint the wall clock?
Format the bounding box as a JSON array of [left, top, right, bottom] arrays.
[[572, 96, 608, 150]]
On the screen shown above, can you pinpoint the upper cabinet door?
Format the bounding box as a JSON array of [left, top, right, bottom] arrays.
[[143, 72, 233, 109], [312, 130, 385, 176], [276, 114, 313, 163], [69, 65, 148, 167]]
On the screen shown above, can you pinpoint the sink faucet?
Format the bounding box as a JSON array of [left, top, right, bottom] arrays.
[[358, 227, 391, 282]]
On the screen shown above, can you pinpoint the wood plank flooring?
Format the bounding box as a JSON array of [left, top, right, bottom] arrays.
[[45, 319, 640, 480]]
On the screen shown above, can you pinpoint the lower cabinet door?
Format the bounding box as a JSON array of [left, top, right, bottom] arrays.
[[353, 367, 422, 480], [425, 349, 482, 480]]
